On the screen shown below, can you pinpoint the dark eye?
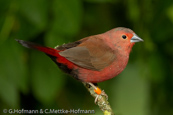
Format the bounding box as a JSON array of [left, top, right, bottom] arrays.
[[122, 35, 127, 39]]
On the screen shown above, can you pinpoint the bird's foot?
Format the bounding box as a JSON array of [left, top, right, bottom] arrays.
[[88, 83, 108, 104], [94, 89, 108, 104]]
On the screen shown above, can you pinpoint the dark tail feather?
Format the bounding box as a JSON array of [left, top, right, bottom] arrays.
[[15, 39, 41, 49], [15, 39, 60, 57]]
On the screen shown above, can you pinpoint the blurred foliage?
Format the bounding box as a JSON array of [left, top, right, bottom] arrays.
[[0, 0, 173, 115]]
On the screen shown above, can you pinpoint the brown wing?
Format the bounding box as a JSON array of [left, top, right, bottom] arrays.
[[55, 37, 88, 50], [59, 36, 116, 71]]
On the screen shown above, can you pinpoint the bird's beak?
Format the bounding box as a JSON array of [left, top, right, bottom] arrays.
[[130, 34, 143, 43]]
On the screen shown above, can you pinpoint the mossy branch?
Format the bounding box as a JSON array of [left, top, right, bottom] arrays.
[[83, 83, 115, 115]]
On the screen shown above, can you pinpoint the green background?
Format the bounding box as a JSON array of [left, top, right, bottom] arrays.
[[0, 0, 173, 115]]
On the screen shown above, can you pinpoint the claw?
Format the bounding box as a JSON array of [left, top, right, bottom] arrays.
[[95, 95, 99, 104], [100, 90, 108, 100]]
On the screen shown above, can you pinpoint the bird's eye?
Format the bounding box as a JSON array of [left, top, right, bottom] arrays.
[[122, 35, 127, 39]]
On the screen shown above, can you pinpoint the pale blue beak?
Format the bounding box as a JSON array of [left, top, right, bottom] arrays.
[[130, 34, 143, 43]]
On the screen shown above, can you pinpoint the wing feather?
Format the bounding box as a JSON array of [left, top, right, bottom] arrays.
[[59, 36, 116, 71]]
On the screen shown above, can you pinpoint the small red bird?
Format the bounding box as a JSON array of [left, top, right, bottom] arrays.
[[16, 27, 143, 97]]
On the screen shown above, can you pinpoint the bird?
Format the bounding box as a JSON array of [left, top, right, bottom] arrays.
[[16, 27, 143, 101]]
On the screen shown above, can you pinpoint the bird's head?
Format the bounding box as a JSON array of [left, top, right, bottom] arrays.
[[106, 27, 143, 54]]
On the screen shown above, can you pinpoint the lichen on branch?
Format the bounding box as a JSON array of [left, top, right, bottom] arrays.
[[83, 83, 115, 115]]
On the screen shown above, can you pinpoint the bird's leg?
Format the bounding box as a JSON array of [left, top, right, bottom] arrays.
[[87, 82, 108, 103]]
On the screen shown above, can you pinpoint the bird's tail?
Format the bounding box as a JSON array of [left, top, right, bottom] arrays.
[[15, 39, 60, 56]]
